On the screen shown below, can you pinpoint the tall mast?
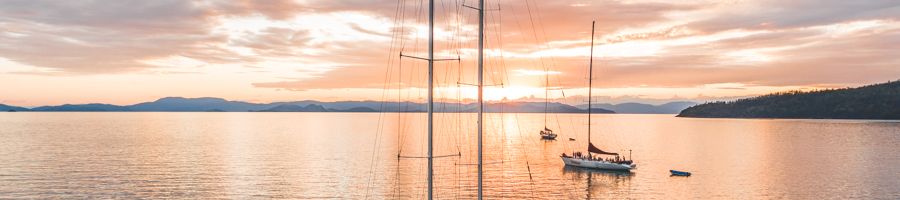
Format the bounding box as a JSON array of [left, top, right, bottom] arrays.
[[544, 67, 549, 127], [426, 0, 434, 198], [476, 0, 484, 199], [587, 21, 595, 158]]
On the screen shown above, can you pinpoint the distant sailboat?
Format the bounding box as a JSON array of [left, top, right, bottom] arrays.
[[560, 21, 635, 171], [539, 64, 557, 140], [540, 127, 557, 140]]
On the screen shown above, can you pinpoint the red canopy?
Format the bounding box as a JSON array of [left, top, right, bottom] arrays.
[[588, 143, 618, 155]]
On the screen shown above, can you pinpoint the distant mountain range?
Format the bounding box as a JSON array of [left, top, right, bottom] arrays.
[[1, 104, 29, 112], [1, 97, 617, 113], [577, 102, 698, 114], [678, 80, 900, 119]]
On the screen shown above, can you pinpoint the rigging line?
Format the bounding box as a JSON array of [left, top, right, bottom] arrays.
[[365, 44, 391, 200], [526, 0, 561, 69], [454, 0, 464, 59], [452, 0, 463, 163], [493, 2, 535, 198], [498, 0, 534, 68], [454, 47, 461, 199], [394, 1, 415, 198], [510, 109, 538, 198], [522, 0, 549, 73], [495, 31, 537, 200], [366, 0, 409, 197], [522, 0, 556, 131], [524, 0, 564, 89], [410, 1, 427, 198], [398, 58, 407, 154], [395, 0, 408, 152], [483, 3, 510, 197], [490, 1, 506, 86], [398, 0, 408, 52], [485, 5, 502, 90]]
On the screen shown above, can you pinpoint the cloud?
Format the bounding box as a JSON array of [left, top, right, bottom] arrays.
[[1, 0, 898, 103], [0, 0, 361, 74], [686, 0, 900, 32], [209, 0, 310, 20]]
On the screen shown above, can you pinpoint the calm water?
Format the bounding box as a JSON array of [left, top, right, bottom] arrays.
[[0, 113, 898, 199]]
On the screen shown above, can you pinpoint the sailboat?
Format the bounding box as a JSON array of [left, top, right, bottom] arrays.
[[560, 21, 636, 171], [539, 69, 558, 140], [540, 127, 557, 140]]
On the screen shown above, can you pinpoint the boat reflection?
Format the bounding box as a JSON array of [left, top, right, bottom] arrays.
[[562, 165, 634, 199]]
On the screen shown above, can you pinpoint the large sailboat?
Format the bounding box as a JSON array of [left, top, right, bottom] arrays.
[[560, 21, 635, 171]]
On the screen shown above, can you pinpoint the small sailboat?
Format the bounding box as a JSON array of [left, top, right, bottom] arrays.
[[560, 21, 635, 171], [540, 127, 558, 140], [538, 60, 558, 140]]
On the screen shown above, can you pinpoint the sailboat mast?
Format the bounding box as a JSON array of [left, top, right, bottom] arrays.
[[545, 68, 549, 126], [426, 0, 434, 198], [476, 0, 484, 199], [587, 21, 595, 158], [544, 62, 549, 127]]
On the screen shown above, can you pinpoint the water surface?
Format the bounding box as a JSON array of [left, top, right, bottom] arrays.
[[0, 113, 898, 199]]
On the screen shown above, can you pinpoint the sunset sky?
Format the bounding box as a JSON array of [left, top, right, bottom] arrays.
[[1, 0, 898, 107]]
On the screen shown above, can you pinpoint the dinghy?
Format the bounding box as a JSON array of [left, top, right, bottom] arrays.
[[670, 170, 691, 176]]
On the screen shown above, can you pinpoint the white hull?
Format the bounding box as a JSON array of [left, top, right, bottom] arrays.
[[561, 156, 635, 171]]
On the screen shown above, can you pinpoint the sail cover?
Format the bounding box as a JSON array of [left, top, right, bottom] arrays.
[[588, 143, 618, 155]]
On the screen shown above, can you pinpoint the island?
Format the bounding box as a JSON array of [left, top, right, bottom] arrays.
[[677, 80, 900, 119]]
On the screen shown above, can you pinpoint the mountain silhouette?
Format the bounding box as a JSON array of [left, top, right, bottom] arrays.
[[1, 104, 29, 112], [579, 101, 697, 114], [1, 97, 624, 113], [32, 104, 130, 112], [258, 104, 328, 112]]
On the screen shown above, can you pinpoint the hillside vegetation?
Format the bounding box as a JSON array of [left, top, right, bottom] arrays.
[[678, 80, 900, 119]]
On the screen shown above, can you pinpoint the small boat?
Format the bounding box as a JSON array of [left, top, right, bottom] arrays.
[[540, 127, 558, 140], [670, 170, 691, 176], [569, 138, 576, 141]]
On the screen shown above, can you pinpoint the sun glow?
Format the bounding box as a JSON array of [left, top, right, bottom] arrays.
[[514, 69, 562, 76]]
